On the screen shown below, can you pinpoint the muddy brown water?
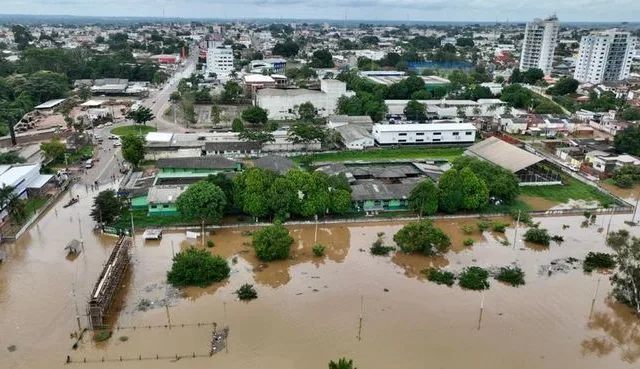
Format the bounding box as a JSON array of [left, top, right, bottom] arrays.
[[1, 184, 640, 368]]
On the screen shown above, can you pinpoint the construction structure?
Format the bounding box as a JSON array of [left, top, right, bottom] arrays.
[[87, 236, 131, 329]]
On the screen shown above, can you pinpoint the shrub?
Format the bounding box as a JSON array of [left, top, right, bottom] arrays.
[[551, 235, 564, 243], [491, 221, 510, 233], [461, 225, 474, 235], [93, 330, 112, 342], [393, 220, 451, 255], [476, 219, 491, 232], [459, 266, 490, 290], [370, 238, 395, 256], [514, 211, 534, 226], [463, 238, 475, 246], [377, 232, 385, 237], [167, 248, 230, 287], [500, 239, 510, 246], [207, 240, 215, 248], [583, 252, 616, 272], [252, 224, 294, 261], [424, 268, 455, 286], [235, 283, 258, 300], [312, 244, 326, 257], [524, 227, 551, 246], [495, 266, 525, 286]]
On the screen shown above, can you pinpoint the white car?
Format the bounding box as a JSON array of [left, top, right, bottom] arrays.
[[113, 140, 122, 147], [96, 124, 105, 129], [105, 122, 114, 127]]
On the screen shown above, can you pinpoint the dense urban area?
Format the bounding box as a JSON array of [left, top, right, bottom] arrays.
[[2, 12, 640, 369]]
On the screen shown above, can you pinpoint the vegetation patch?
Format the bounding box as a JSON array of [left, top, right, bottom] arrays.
[[524, 227, 551, 246], [512, 210, 534, 226], [370, 238, 395, 256], [252, 224, 294, 262], [491, 221, 510, 233], [583, 252, 616, 273], [206, 240, 215, 248], [423, 268, 455, 286], [461, 225, 475, 235], [476, 219, 491, 232], [110, 125, 157, 136], [393, 220, 451, 255], [167, 247, 230, 287], [463, 238, 475, 246], [519, 177, 619, 207], [93, 330, 112, 342], [459, 266, 490, 290], [312, 244, 326, 257], [495, 266, 526, 286], [235, 283, 258, 301]]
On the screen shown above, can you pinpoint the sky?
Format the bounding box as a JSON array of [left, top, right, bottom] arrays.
[[1, 0, 637, 22]]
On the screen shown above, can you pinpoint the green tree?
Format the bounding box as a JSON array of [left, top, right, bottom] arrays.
[[329, 189, 352, 214], [90, 190, 122, 224], [328, 358, 357, 369], [176, 181, 226, 224], [125, 106, 155, 125], [120, 134, 146, 168], [459, 167, 489, 210], [452, 156, 520, 203], [232, 118, 244, 132], [272, 40, 300, 58], [522, 68, 545, 85], [297, 101, 317, 121], [238, 130, 274, 146], [233, 167, 277, 218], [286, 170, 331, 217], [221, 80, 243, 103], [241, 106, 269, 125], [605, 230, 640, 314], [614, 125, 640, 156], [547, 77, 579, 96], [252, 223, 294, 261], [404, 99, 427, 121], [619, 107, 640, 121], [393, 220, 451, 255], [310, 49, 335, 68], [77, 85, 91, 100], [404, 75, 426, 95], [267, 176, 297, 221], [40, 138, 66, 162], [500, 83, 534, 109], [0, 151, 25, 164], [179, 96, 197, 127], [206, 173, 234, 210], [167, 248, 230, 287], [438, 169, 462, 213], [210, 105, 221, 125], [287, 123, 326, 144], [408, 179, 438, 216]]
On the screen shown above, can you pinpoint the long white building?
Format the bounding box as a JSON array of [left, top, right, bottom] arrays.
[[206, 42, 234, 81], [519, 15, 560, 75], [255, 79, 354, 120], [573, 30, 637, 84], [372, 123, 476, 146]]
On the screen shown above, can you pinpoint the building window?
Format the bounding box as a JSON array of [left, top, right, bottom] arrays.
[[151, 205, 157, 209], [452, 132, 459, 136], [416, 132, 425, 136], [433, 132, 442, 135], [398, 139, 407, 143], [163, 205, 169, 208], [398, 133, 407, 136], [416, 139, 424, 142], [465, 132, 473, 135], [433, 139, 441, 142]]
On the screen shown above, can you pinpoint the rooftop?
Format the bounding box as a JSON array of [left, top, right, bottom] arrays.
[[373, 122, 476, 132], [157, 156, 240, 170], [35, 99, 66, 109], [253, 155, 295, 175], [465, 137, 544, 173], [147, 185, 188, 204]]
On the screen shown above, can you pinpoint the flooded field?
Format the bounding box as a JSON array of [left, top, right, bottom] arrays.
[[1, 183, 640, 369]]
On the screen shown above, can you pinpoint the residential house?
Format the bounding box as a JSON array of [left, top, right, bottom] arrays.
[[334, 125, 374, 150], [146, 185, 187, 216], [154, 156, 242, 185]]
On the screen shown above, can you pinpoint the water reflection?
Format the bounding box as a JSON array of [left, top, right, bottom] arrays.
[[582, 296, 640, 363]]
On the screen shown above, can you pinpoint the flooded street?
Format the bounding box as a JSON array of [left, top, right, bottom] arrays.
[[2, 183, 640, 368]]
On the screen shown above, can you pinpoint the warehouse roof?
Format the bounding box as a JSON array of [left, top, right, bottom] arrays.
[[334, 125, 372, 143], [35, 99, 66, 109], [147, 185, 187, 204], [157, 156, 239, 170], [204, 141, 261, 152], [465, 137, 543, 173], [253, 155, 295, 175], [373, 122, 476, 132], [351, 179, 419, 201]]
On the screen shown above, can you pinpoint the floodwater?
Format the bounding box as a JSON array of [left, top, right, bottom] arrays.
[[1, 183, 640, 369]]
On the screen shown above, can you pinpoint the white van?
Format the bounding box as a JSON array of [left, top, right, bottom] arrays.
[[85, 159, 94, 169]]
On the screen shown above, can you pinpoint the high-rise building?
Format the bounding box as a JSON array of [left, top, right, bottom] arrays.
[[573, 30, 637, 84], [206, 42, 234, 81], [519, 15, 560, 75]]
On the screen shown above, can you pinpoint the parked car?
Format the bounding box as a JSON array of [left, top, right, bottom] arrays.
[[108, 134, 119, 140], [85, 159, 94, 169], [113, 140, 122, 147]]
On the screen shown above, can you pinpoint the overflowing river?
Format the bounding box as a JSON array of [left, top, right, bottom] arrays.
[[1, 183, 639, 368]]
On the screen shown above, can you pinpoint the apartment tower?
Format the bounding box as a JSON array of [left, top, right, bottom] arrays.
[[573, 30, 637, 84], [519, 15, 560, 75]]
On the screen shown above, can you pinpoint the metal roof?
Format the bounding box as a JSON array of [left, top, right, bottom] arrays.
[[465, 137, 544, 173], [351, 180, 419, 201], [253, 155, 295, 175], [157, 156, 239, 170], [147, 186, 187, 204], [205, 141, 261, 151], [35, 99, 66, 109]]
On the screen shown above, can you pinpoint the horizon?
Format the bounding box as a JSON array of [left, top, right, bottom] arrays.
[[1, 0, 639, 23]]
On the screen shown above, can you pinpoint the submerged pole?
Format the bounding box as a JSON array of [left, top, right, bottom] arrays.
[[512, 210, 521, 250]]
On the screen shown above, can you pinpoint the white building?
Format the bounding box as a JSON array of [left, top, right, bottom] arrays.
[[206, 42, 234, 81], [255, 80, 354, 120], [441, 37, 457, 46], [573, 30, 637, 84], [519, 15, 560, 75], [334, 125, 374, 150], [372, 123, 476, 146]]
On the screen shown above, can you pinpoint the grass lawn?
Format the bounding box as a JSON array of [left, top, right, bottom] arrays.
[[49, 145, 94, 168], [519, 177, 620, 207], [111, 125, 157, 136], [296, 147, 466, 163], [24, 197, 49, 215], [110, 209, 197, 229]]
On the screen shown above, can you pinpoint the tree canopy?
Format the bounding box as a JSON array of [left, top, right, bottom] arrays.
[[252, 223, 294, 261], [272, 40, 300, 58], [408, 179, 438, 216], [309, 49, 334, 68], [90, 190, 122, 224], [404, 99, 427, 121], [40, 138, 66, 162], [120, 134, 146, 168], [125, 106, 155, 125], [393, 220, 451, 255], [452, 156, 520, 204], [547, 77, 579, 96], [241, 106, 269, 125], [176, 181, 227, 224], [167, 248, 230, 287], [287, 123, 326, 144], [438, 169, 463, 213], [614, 125, 640, 156]]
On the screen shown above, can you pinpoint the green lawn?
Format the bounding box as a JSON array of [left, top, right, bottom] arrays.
[[49, 145, 94, 168], [519, 177, 620, 207], [110, 209, 197, 229], [24, 197, 49, 215], [296, 147, 466, 163], [110, 125, 157, 136]]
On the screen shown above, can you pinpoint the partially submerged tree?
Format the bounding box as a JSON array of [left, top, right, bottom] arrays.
[[167, 247, 230, 287], [606, 230, 640, 315], [393, 220, 451, 255], [176, 181, 227, 234], [252, 223, 294, 261], [408, 179, 438, 216], [90, 190, 122, 224], [328, 358, 357, 369]]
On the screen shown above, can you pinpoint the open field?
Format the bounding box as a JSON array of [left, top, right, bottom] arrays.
[[111, 125, 157, 136], [298, 147, 466, 163], [520, 177, 620, 207]]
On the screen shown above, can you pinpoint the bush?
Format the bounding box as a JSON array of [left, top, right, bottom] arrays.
[[252, 224, 294, 261], [461, 225, 474, 235], [463, 238, 475, 246], [491, 221, 510, 233], [524, 227, 551, 246], [207, 240, 215, 248], [583, 252, 616, 272], [167, 248, 230, 287], [477, 219, 491, 231], [235, 283, 258, 300], [93, 330, 112, 342], [551, 235, 564, 243], [370, 238, 395, 256], [459, 266, 490, 290], [500, 239, 510, 246], [393, 220, 451, 255], [312, 244, 326, 257], [424, 268, 455, 286], [511, 210, 533, 226], [495, 266, 525, 286]]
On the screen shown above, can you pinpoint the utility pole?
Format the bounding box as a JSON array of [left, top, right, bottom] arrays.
[[512, 210, 521, 250], [632, 193, 640, 223], [78, 215, 84, 251], [130, 209, 135, 243]]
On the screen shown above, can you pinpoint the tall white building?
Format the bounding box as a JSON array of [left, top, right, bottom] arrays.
[[206, 42, 234, 81], [573, 30, 637, 84], [519, 15, 560, 75]]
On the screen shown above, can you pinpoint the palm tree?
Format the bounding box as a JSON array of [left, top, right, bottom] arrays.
[[328, 358, 356, 369]]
